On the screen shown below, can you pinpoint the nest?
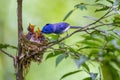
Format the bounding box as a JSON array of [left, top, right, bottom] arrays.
[[19, 33, 48, 74]]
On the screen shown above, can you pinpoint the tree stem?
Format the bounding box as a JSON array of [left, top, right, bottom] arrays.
[[16, 0, 24, 80]]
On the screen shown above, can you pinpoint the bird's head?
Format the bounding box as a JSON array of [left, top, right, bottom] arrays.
[[41, 24, 54, 34], [28, 23, 35, 33]]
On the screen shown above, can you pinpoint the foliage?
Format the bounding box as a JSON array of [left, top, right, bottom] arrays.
[[46, 0, 120, 80], [0, 43, 17, 49], [60, 70, 83, 80], [1, 0, 120, 80]]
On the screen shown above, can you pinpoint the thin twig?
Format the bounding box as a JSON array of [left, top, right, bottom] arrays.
[[83, 8, 112, 29], [47, 8, 112, 48], [84, 16, 104, 24], [91, 23, 113, 29], [0, 49, 14, 58]]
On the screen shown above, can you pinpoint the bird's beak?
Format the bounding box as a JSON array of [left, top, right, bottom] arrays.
[[35, 28, 41, 38], [29, 23, 35, 33]]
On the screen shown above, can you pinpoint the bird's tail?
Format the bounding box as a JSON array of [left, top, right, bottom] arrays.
[[70, 26, 82, 29]]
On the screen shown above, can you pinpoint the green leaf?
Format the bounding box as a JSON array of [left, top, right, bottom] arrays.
[[74, 3, 87, 10], [113, 15, 120, 26], [89, 49, 100, 58], [56, 54, 67, 66], [106, 0, 113, 4], [0, 43, 17, 49], [0, 44, 9, 49], [95, 3, 107, 7], [109, 61, 120, 72], [83, 77, 92, 80], [95, 6, 109, 12], [118, 5, 120, 10], [46, 51, 62, 60], [101, 62, 120, 80], [68, 46, 79, 53], [95, 0, 100, 2], [77, 46, 99, 51], [60, 70, 82, 80], [74, 55, 88, 68], [82, 63, 90, 73], [63, 9, 75, 21], [48, 34, 59, 41], [81, 40, 101, 47]]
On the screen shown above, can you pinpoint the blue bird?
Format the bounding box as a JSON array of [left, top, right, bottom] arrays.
[[41, 22, 70, 34], [41, 22, 82, 41], [41, 22, 81, 34]]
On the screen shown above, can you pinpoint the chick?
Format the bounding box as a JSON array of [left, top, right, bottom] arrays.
[[26, 23, 35, 40]]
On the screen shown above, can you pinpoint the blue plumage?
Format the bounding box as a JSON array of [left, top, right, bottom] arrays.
[[41, 22, 70, 34], [41, 24, 54, 34]]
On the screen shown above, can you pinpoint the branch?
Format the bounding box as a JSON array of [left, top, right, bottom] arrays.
[[91, 23, 113, 29], [0, 49, 14, 58], [83, 8, 112, 29], [47, 9, 112, 48]]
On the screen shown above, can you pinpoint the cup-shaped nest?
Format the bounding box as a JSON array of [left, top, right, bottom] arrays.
[[19, 33, 48, 72]]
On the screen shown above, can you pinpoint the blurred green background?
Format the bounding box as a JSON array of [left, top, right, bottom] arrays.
[[0, 0, 101, 80]]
